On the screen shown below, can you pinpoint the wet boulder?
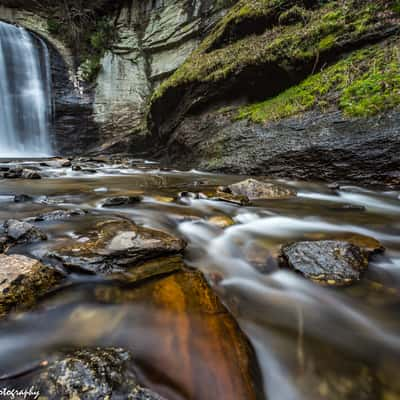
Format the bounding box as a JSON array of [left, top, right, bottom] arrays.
[[34, 347, 165, 400], [303, 232, 384, 255], [4, 219, 47, 244], [280, 240, 371, 286], [228, 179, 296, 200], [49, 220, 186, 275], [0, 254, 59, 317], [102, 196, 143, 207]]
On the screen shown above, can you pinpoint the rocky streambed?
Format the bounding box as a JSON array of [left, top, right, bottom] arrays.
[[0, 157, 399, 399]]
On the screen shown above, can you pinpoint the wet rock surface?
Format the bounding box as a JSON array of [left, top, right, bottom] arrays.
[[207, 215, 235, 228], [48, 219, 186, 274], [158, 109, 400, 188], [25, 209, 86, 223], [102, 196, 143, 207], [228, 179, 296, 200], [0, 254, 59, 317], [35, 347, 166, 400], [3, 219, 47, 245], [280, 240, 371, 286], [95, 267, 263, 400]]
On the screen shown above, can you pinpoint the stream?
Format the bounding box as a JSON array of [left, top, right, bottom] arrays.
[[0, 158, 399, 400]]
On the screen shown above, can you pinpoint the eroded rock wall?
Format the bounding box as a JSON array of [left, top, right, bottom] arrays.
[[92, 0, 234, 154], [0, 0, 234, 155]]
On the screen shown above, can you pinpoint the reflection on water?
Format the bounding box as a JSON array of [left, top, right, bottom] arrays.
[[0, 160, 400, 399]]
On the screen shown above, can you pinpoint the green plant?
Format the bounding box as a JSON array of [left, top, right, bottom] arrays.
[[47, 18, 61, 35], [79, 57, 102, 83], [236, 39, 400, 123]]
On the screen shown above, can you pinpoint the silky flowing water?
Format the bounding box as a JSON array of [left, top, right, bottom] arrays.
[[0, 160, 399, 399], [0, 22, 53, 157]]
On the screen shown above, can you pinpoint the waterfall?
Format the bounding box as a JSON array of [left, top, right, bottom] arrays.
[[0, 21, 53, 158]]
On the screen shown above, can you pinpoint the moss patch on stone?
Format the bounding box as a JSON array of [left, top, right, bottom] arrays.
[[236, 37, 400, 122], [152, 0, 399, 103]]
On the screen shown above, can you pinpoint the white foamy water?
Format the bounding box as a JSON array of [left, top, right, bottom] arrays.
[[0, 22, 53, 157]]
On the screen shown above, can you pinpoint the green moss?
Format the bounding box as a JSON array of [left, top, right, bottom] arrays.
[[74, 18, 117, 82], [79, 57, 102, 83], [152, 0, 399, 103], [47, 17, 61, 35], [319, 33, 336, 50], [236, 39, 400, 122], [278, 5, 309, 26]]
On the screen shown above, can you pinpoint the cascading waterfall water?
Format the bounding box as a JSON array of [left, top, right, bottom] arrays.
[[0, 21, 53, 157]]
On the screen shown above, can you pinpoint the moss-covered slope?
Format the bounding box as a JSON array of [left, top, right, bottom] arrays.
[[237, 36, 400, 122], [149, 0, 400, 139], [154, 0, 399, 98]]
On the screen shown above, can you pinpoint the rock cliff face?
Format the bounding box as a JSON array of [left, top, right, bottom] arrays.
[[148, 0, 400, 187], [92, 0, 234, 154], [0, 0, 234, 155]]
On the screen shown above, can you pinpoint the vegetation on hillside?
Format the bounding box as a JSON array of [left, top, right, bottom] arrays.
[[152, 0, 400, 104], [237, 37, 400, 122], [44, 0, 118, 81]]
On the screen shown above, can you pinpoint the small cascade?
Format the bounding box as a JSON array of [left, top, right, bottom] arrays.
[[0, 21, 53, 158]]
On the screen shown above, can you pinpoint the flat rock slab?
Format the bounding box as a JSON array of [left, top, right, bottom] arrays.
[[49, 220, 186, 275], [281, 240, 370, 286], [0, 254, 59, 317], [35, 347, 166, 400], [228, 179, 296, 200]]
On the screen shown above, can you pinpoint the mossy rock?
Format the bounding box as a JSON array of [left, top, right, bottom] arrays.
[[0, 254, 60, 317]]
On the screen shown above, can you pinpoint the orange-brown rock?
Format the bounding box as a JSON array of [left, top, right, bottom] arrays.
[[95, 266, 263, 400]]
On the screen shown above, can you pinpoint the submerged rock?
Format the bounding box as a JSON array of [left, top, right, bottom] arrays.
[[304, 232, 384, 255], [21, 169, 42, 179], [0, 254, 59, 317], [35, 347, 165, 400], [14, 194, 34, 203], [228, 179, 296, 200], [95, 268, 263, 400], [25, 209, 86, 223], [280, 240, 371, 286], [4, 219, 47, 244], [1, 167, 22, 179], [49, 220, 185, 274], [102, 196, 142, 207], [211, 191, 250, 206], [207, 215, 235, 228]]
